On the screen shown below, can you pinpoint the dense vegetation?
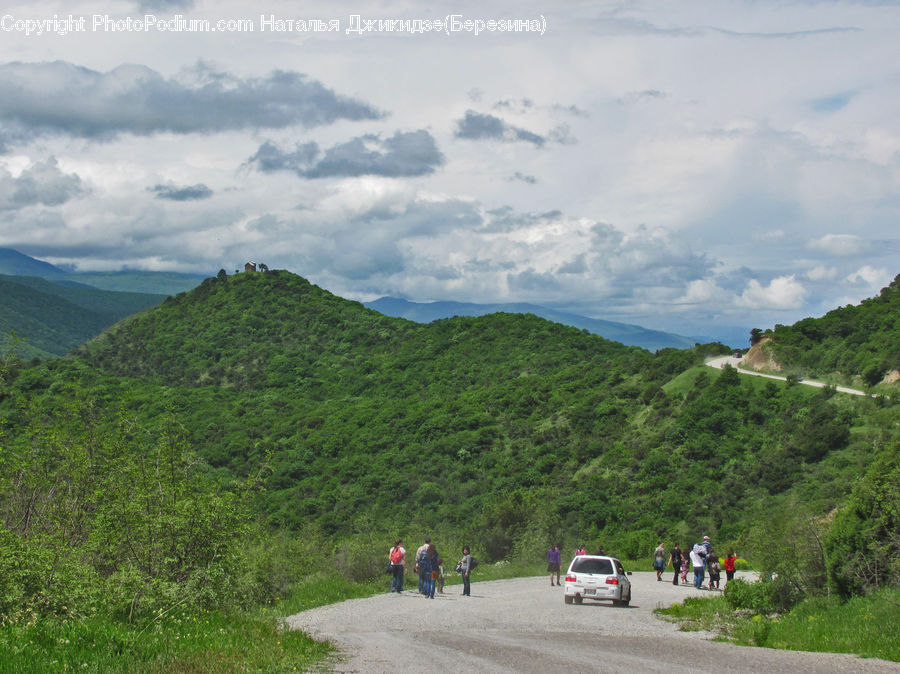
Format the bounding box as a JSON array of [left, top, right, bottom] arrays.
[[1, 267, 898, 668], [0, 275, 165, 358], [757, 273, 900, 387]]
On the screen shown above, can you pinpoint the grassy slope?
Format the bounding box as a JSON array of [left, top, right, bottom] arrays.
[[657, 589, 900, 662]]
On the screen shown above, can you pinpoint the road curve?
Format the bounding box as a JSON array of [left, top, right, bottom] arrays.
[[285, 573, 898, 673], [706, 356, 870, 396]]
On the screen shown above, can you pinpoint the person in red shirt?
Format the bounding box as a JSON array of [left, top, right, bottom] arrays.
[[389, 539, 406, 593], [724, 550, 738, 587]]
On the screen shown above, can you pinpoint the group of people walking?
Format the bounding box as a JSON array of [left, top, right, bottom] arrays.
[[388, 538, 474, 597], [655, 538, 737, 590]]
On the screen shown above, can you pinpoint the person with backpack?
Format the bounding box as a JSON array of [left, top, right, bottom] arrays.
[[389, 539, 405, 593], [417, 543, 433, 597], [415, 537, 431, 595], [707, 549, 721, 590], [459, 545, 473, 596], [690, 543, 707, 589]]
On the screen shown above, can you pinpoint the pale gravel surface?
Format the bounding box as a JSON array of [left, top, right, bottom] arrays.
[[286, 572, 900, 673]]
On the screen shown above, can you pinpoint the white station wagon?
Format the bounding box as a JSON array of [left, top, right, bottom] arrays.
[[563, 555, 632, 607]]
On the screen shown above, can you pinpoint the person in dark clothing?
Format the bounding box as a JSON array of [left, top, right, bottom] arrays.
[[547, 544, 562, 586], [669, 544, 683, 586]]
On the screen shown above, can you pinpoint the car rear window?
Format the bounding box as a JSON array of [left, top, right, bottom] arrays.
[[571, 558, 614, 575]]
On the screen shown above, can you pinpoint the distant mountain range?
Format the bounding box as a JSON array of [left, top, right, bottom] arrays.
[[1, 247, 743, 356], [0, 274, 167, 358], [0, 248, 205, 296], [0, 248, 202, 357], [364, 297, 706, 352]]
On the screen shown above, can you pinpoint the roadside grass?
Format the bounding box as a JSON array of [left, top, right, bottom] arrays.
[[656, 588, 900, 662], [758, 590, 900, 661], [0, 561, 552, 673], [0, 608, 331, 674], [662, 366, 708, 396]]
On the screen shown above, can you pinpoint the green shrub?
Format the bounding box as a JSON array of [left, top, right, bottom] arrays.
[[331, 533, 384, 583], [825, 452, 900, 597], [724, 577, 798, 614]]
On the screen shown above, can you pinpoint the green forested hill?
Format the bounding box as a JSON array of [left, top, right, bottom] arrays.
[[74, 270, 414, 389], [759, 274, 900, 386], [1, 266, 897, 658], [18, 269, 888, 562], [0, 275, 166, 357], [2, 269, 897, 671]]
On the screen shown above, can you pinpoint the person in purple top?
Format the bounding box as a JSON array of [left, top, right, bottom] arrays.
[[547, 544, 562, 586]]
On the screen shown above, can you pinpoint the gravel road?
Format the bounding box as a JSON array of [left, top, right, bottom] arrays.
[[286, 572, 899, 673], [706, 356, 870, 396]]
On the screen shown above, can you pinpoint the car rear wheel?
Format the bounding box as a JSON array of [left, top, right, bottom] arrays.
[[573, 595, 583, 605]]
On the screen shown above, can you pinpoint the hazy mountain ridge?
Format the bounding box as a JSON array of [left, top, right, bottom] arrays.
[[365, 297, 701, 351], [0, 275, 166, 357], [0, 248, 205, 295]]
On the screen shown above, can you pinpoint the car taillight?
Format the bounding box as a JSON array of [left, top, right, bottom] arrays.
[[565, 574, 577, 583], [605, 577, 619, 585]]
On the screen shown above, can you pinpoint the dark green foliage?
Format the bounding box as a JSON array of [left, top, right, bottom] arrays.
[[760, 273, 900, 385], [1, 268, 897, 641], [825, 451, 900, 597], [4, 266, 898, 672], [0, 400, 259, 623], [0, 275, 165, 358], [724, 578, 784, 614]]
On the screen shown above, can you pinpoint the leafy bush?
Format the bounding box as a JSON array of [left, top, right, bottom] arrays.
[[0, 404, 260, 623], [724, 577, 798, 614], [825, 451, 900, 597]]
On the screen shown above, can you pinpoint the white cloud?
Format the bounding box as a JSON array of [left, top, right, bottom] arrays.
[[846, 265, 890, 289], [737, 275, 808, 309], [807, 234, 869, 256], [673, 279, 732, 305], [805, 265, 838, 281], [1, 0, 898, 339]]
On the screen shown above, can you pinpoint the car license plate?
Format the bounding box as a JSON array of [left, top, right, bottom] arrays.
[[584, 588, 596, 595]]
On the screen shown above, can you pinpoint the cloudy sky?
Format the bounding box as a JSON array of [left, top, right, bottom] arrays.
[[1, 0, 898, 339]]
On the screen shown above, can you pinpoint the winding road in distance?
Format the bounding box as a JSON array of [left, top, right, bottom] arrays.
[[286, 573, 899, 673], [706, 355, 871, 396]]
